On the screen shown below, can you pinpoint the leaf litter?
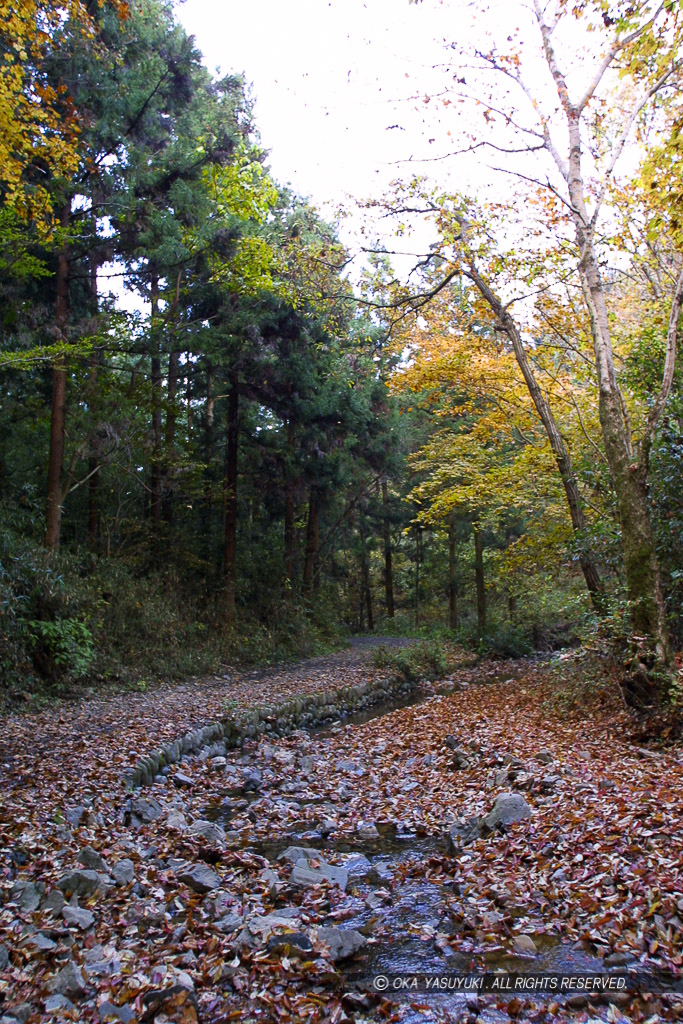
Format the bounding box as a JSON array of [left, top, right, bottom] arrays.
[[1, 644, 682, 1023]]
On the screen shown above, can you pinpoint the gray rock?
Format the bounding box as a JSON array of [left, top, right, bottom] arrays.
[[599, 778, 617, 792], [78, 846, 107, 872], [57, 869, 99, 898], [215, 912, 242, 933], [130, 796, 163, 824], [316, 926, 367, 961], [65, 805, 85, 827], [112, 859, 135, 886], [47, 961, 87, 998], [5, 1008, 32, 1024], [512, 934, 538, 955], [290, 859, 348, 891], [356, 822, 379, 840], [98, 1000, 135, 1023], [452, 748, 471, 770], [10, 880, 44, 912], [483, 793, 532, 831], [177, 863, 221, 893], [278, 845, 320, 864], [26, 932, 57, 952], [62, 906, 95, 929], [42, 889, 66, 916], [448, 816, 482, 850], [173, 772, 194, 788], [44, 995, 75, 1013], [344, 854, 372, 880], [535, 750, 554, 764], [0, 944, 8, 970], [186, 820, 226, 845]]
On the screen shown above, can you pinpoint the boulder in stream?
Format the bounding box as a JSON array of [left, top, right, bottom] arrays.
[[482, 792, 532, 833]]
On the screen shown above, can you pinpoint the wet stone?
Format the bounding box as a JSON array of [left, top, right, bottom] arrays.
[[290, 859, 348, 891], [56, 869, 99, 898], [11, 881, 44, 912], [78, 846, 107, 872], [316, 926, 367, 961], [177, 864, 221, 893], [47, 961, 87, 998], [112, 859, 135, 886], [62, 906, 95, 930], [482, 792, 532, 831]]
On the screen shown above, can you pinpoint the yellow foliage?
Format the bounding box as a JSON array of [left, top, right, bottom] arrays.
[[0, 0, 126, 230]]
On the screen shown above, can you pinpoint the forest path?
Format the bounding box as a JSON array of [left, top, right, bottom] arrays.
[[0, 635, 413, 794]]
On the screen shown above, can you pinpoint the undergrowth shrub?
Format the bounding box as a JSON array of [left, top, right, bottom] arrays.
[[0, 522, 346, 709], [372, 639, 449, 682]]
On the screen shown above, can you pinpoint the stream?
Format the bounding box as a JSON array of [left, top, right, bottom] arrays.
[[202, 658, 626, 1020]]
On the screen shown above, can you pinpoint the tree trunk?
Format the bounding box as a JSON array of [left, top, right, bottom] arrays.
[[162, 349, 180, 523], [467, 262, 605, 613], [382, 480, 395, 618], [565, 110, 670, 698], [448, 514, 459, 630], [87, 352, 100, 552], [87, 240, 102, 553], [303, 487, 319, 599], [534, 10, 673, 701], [223, 370, 239, 623], [361, 539, 374, 632], [149, 276, 162, 526], [414, 523, 421, 627], [583, 251, 672, 698], [45, 202, 71, 552], [202, 368, 215, 561], [284, 420, 296, 588], [474, 521, 486, 634]]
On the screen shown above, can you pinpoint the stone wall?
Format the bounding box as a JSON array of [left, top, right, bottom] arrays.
[[124, 672, 422, 789]]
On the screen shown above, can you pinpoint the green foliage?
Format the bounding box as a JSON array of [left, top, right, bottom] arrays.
[[372, 639, 448, 682], [454, 620, 534, 659], [28, 617, 94, 681]]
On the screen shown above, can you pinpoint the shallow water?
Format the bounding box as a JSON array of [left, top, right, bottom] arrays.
[[204, 667, 632, 1016]]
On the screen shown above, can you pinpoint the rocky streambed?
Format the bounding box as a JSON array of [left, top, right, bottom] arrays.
[[4, 651, 682, 1024]]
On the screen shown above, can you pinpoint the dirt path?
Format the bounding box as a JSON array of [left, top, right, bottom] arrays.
[[0, 637, 413, 796]]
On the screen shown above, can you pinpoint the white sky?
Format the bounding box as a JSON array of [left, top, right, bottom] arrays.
[[109, 0, 641, 306], [175, 0, 471, 222]]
